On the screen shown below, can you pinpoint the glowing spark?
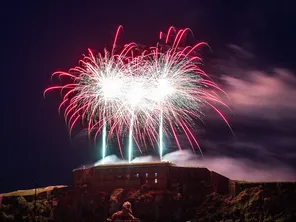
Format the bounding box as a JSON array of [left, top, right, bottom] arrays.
[[159, 111, 164, 160], [44, 26, 232, 163], [101, 116, 107, 163], [128, 112, 135, 163]]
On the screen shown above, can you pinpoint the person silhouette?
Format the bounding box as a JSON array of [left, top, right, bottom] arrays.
[[108, 201, 136, 221]]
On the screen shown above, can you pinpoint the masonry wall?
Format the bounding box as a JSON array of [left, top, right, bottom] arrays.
[[169, 166, 212, 185], [229, 180, 237, 196], [168, 167, 233, 195], [72, 163, 233, 196], [210, 171, 231, 195], [73, 163, 171, 191]]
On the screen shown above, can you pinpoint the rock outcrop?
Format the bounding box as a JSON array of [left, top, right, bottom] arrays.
[[1, 182, 296, 221]]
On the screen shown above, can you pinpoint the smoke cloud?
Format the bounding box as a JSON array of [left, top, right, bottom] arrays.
[[91, 149, 296, 182], [165, 150, 296, 181], [84, 45, 296, 183], [222, 69, 296, 120]]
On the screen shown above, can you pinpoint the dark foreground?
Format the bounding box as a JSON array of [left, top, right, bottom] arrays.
[[1, 182, 296, 221]]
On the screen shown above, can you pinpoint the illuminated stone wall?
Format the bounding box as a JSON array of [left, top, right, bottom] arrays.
[[73, 162, 171, 191], [72, 162, 233, 195]]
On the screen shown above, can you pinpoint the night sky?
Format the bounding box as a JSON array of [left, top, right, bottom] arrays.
[[1, 0, 296, 193]]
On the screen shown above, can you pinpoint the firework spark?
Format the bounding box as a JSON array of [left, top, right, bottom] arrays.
[[44, 26, 232, 163]]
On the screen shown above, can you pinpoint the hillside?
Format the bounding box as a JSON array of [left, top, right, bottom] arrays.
[[1, 182, 296, 221], [1, 186, 66, 198]]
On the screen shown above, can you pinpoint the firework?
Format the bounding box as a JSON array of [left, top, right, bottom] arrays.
[[44, 26, 232, 163]]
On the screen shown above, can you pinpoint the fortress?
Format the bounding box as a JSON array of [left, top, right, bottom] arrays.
[[72, 161, 235, 196]]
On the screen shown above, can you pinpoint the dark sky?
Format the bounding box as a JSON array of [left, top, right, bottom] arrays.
[[1, 0, 296, 193]]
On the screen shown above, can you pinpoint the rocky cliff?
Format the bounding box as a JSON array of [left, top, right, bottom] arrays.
[[1, 182, 296, 221]]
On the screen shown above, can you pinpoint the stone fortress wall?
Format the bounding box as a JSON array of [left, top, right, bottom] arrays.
[[72, 162, 234, 195]]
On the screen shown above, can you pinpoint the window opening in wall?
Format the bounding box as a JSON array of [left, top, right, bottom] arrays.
[[146, 173, 148, 177], [155, 172, 158, 177], [155, 179, 158, 184], [136, 173, 139, 177]]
